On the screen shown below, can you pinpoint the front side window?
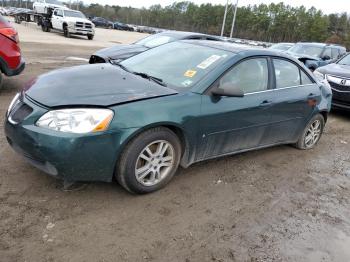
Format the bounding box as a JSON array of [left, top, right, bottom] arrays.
[[300, 70, 313, 85], [219, 58, 269, 94], [274, 59, 300, 88], [323, 48, 332, 59], [331, 48, 340, 59], [289, 44, 324, 58]]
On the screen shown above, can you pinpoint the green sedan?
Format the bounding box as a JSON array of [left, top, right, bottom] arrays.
[[5, 40, 332, 194]]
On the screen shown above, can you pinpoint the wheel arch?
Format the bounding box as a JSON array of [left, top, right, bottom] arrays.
[[113, 122, 192, 181], [319, 110, 328, 123]]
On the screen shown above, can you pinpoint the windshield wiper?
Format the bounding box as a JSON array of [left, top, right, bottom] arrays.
[[133, 72, 167, 87], [112, 61, 133, 73]]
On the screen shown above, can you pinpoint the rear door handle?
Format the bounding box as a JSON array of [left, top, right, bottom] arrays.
[[260, 100, 273, 107]]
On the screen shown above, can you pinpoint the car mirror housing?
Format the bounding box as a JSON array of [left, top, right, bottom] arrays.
[[322, 55, 331, 61], [211, 85, 244, 98]]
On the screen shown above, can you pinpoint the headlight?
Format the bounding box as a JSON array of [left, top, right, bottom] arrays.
[[36, 108, 114, 134], [313, 70, 326, 81], [7, 93, 20, 117]]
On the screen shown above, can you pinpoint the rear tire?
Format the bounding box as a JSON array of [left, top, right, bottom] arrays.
[[116, 127, 182, 194], [294, 114, 325, 150]]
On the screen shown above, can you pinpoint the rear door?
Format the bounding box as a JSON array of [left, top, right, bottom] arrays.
[[265, 58, 320, 144]]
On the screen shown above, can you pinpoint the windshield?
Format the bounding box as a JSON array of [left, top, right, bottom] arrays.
[[64, 10, 85, 18], [135, 34, 177, 48], [46, 0, 62, 5], [121, 42, 233, 90], [270, 43, 293, 51], [289, 44, 324, 58], [337, 54, 350, 66]]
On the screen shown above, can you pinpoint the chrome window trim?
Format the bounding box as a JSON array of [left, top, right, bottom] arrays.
[[245, 84, 315, 95]]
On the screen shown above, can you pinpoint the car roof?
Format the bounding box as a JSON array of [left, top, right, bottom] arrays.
[[159, 30, 218, 39], [295, 42, 345, 49]]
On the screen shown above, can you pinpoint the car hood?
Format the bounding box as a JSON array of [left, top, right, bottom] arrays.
[[286, 51, 320, 61], [317, 63, 350, 78], [94, 44, 149, 61], [64, 17, 92, 24], [25, 64, 178, 107]]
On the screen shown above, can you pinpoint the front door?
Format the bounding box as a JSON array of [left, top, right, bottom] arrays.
[[197, 57, 275, 160]]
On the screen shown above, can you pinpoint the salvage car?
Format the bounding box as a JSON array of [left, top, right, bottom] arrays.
[[0, 14, 25, 85], [314, 53, 350, 110], [89, 31, 221, 64], [5, 41, 332, 194], [269, 42, 294, 52], [287, 43, 346, 71]]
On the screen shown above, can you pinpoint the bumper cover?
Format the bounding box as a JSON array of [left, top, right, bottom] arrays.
[[4, 96, 136, 182], [0, 57, 25, 77]]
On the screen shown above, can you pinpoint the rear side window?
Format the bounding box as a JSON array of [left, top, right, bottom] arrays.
[[273, 59, 314, 88], [273, 59, 300, 88], [300, 70, 313, 85], [331, 48, 340, 59], [220, 58, 269, 94]]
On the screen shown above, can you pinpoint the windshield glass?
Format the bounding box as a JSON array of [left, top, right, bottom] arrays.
[[121, 42, 233, 90], [337, 54, 350, 65], [135, 34, 177, 48], [289, 44, 324, 58], [46, 0, 62, 5], [64, 10, 85, 18], [270, 43, 293, 51]]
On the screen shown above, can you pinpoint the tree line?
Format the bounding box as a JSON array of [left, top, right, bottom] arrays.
[[2, 1, 350, 48]]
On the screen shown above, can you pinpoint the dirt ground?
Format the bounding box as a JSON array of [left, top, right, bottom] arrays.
[[1, 20, 350, 262]]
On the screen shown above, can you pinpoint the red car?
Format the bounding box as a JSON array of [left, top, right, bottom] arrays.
[[0, 15, 25, 83]]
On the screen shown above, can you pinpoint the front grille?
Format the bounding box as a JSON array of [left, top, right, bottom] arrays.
[[89, 55, 107, 64], [75, 22, 92, 29], [329, 81, 350, 92], [8, 102, 33, 124]]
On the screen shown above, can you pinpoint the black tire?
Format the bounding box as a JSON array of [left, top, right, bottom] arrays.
[[116, 127, 182, 194], [294, 114, 325, 150], [63, 26, 70, 38], [0, 73, 3, 89], [87, 34, 94, 40]]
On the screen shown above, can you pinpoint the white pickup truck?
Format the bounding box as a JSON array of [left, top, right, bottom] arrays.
[[50, 8, 95, 40]]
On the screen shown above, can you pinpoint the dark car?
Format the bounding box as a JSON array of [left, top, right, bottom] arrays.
[[0, 15, 25, 85], [114, 22, 132, 31], [314, 53, 350, 110], [287, 43, 346, 71], [269, 42, 294, 52], [89, 31, 222, 64], [91, 17, 113, 29], [5, 41, 332, 194]]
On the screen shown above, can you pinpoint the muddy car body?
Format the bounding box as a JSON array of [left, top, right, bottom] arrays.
[[5, 41, 332, 194]]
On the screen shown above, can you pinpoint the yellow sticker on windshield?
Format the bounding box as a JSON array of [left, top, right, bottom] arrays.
[[184, 70, 197, 78]]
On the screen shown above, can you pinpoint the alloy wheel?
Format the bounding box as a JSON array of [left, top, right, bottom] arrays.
[[304, 119, 322, 148], [135, 140, 175, 187]]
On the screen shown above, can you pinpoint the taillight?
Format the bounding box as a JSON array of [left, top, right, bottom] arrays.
[[0, 27, 19, 43]]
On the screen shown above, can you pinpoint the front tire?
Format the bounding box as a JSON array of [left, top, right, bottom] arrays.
[[87, 34, 94, 40], [294, 114, 325, 150], [63, 26, 70, 38], [116, 127, 182, 194]]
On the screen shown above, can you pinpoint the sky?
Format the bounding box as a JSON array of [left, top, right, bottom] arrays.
[[81, 0, 349, 14]]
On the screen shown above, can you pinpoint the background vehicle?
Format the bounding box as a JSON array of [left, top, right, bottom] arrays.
[[315, 53, 350, 110], [0, 14, 25, 85], [33, 0, 67, 14], [5, 41, 331, 194], [269, 42, 294, 52], [89, 31, 222, 64], [113, 21, 133, 31], [49, 8, 95, 40], [91, 17, 113, 28], [287, 43, 346, 71]]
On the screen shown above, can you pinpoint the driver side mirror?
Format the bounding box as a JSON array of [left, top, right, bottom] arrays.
[[322, 55, 331, 61], [211, 84, 244, 98]]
